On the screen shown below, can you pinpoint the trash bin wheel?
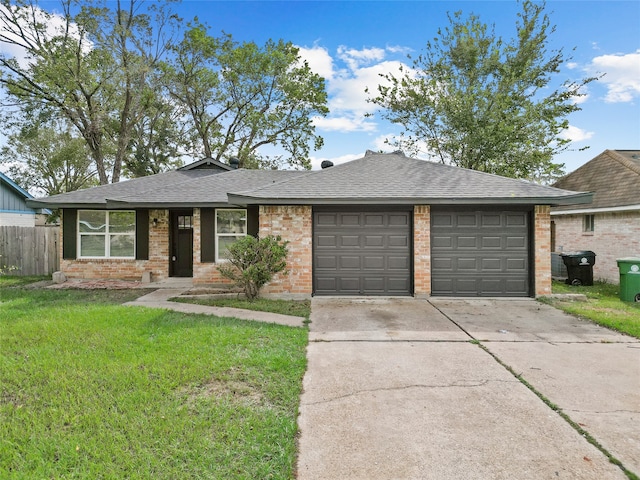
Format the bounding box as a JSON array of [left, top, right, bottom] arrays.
[[635, 293, 640, 303], [571, 278, 583, 286]]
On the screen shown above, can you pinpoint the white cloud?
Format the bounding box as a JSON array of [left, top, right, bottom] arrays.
[[589, 49, 640, 103], [312, 115, 376, 133], [298, 43, 411, 134], [297, 44, 335, 80], [559, 125, 594, 142], [337, 45, 385, 71]]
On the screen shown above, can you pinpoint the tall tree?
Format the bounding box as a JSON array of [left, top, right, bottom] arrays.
[[0, 0, 179, 184], [164, 25, 329, 169], [368, 0, 597, 181], [0, 122, 96, 196]]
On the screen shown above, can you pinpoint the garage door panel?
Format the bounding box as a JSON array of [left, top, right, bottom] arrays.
[[389, 214, 409, 226], [339, 256, 361, 269], [506, 236, 526, 248], [431, 209, 530, 297], [314, 209, 412, 295], [457, 258, 478, 270], [364, 235, 384, 247], [317, 235, 337, 247], [507, 214, 526, 226], [316, 255, 337, 269], [363, 256, 384, 269], [482, 236, 502, 248], [458, 236, 477, 248], [316, 213, 337, 226], [432, 236, 453, 248], [364, 214, 384, 226], [389, 235, 409, 247], [388, 256, 410, 270], [340, 214, 360, 226]]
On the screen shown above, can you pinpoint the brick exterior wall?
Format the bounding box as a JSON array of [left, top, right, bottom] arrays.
[[59, 203, 557, 298], [534, 205, 552, 296], [413, 205, 431, 297], [259, 205, 312, 298], [192, 208, 234, 286], [61, 209, 169, 281], [552, 210, 640, 283]]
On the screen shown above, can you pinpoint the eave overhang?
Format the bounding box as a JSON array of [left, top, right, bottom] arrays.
[[226, 192, 594, 207]]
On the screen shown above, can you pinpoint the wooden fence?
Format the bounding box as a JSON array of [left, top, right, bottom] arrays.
[[0, 226, 59, 276]]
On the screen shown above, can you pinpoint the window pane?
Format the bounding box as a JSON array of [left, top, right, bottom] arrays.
[[109, 212, 136, 233], [216, 210, 247, 234], [110, 234, 135, 257], [80, 235, 105, 257], [79, 211, 106, 233], [218, 235, 243, 260]]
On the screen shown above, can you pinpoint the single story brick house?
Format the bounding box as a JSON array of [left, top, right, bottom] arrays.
[[27, 151, 591, 298], [551, 149, 640, 283]]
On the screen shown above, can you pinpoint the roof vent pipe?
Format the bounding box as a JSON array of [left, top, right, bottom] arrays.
[[321, 160, 334, 169], [229, 157, 240, 169]]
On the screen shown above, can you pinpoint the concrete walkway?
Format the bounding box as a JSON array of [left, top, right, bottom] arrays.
[[124, 288, 306, 328], [297, 297, 639, 480]]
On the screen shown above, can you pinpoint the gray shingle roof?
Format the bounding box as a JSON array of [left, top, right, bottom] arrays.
[[27, 151, 592, 209], [228, 151, 591, 206], [27, 169, 304, 208], [552, 149, 640, 211]]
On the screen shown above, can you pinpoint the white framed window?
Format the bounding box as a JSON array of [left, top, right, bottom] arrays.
[[583, 214, 595, 233], [215, 209, 247, 262], [78, 210, 135, 258]]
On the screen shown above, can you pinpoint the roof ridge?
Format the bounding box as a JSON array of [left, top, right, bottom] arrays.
[[230, 168, 318, 195], [608, 149, 640, 176]]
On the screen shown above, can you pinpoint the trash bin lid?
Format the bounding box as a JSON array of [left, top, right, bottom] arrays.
[[561, 250, 596, 257]]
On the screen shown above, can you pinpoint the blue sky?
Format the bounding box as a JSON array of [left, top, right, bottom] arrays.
[[2, 0, 639, 177], [176, 0, 639, 173]]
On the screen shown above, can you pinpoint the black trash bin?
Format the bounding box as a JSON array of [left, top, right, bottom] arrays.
[[560, 251, 596, 286]]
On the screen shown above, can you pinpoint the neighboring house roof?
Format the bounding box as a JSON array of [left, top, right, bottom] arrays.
[[551, 149, 640, 214], [228, 151, 591, 206], [26, 151, 592, 209], [1, 171, 49, 215]]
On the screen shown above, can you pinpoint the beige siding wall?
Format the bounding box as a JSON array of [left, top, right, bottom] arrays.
[[552, 210, 640, 283]]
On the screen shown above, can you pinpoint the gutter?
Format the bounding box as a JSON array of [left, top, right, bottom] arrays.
[[551, 204, 640, 215]]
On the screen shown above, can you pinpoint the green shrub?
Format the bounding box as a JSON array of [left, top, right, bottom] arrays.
[[217, 235, 289, 300]]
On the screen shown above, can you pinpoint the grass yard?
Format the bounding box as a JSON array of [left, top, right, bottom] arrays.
[[543, 280, 640, 339], [174, 296, 311, 320], [0, 278, 308, 479]]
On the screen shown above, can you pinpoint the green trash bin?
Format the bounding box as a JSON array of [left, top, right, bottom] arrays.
[[616, 258, 640, 303]]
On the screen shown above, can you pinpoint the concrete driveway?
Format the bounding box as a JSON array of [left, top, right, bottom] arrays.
[[296, 298, 639, 480]]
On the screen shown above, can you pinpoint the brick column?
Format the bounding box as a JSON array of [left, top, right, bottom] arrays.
[[259, 205, 312, 298], [414, 205, 431, 298], [534, 205, 552, 296]]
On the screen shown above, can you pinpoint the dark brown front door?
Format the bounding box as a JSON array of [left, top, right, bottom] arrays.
[[170, 210, 193, 277]]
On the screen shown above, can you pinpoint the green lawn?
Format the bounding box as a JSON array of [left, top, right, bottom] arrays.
[[544, 280, 640, 339], [174, 296, 311, 320], [0, 279, 308, 479]]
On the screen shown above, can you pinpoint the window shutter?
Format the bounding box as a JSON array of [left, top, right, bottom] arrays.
[[62, 209, 77, 259], [201, 208, 216, 262], [247, 205, 259, 237], [136, 210, 149, 260]]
